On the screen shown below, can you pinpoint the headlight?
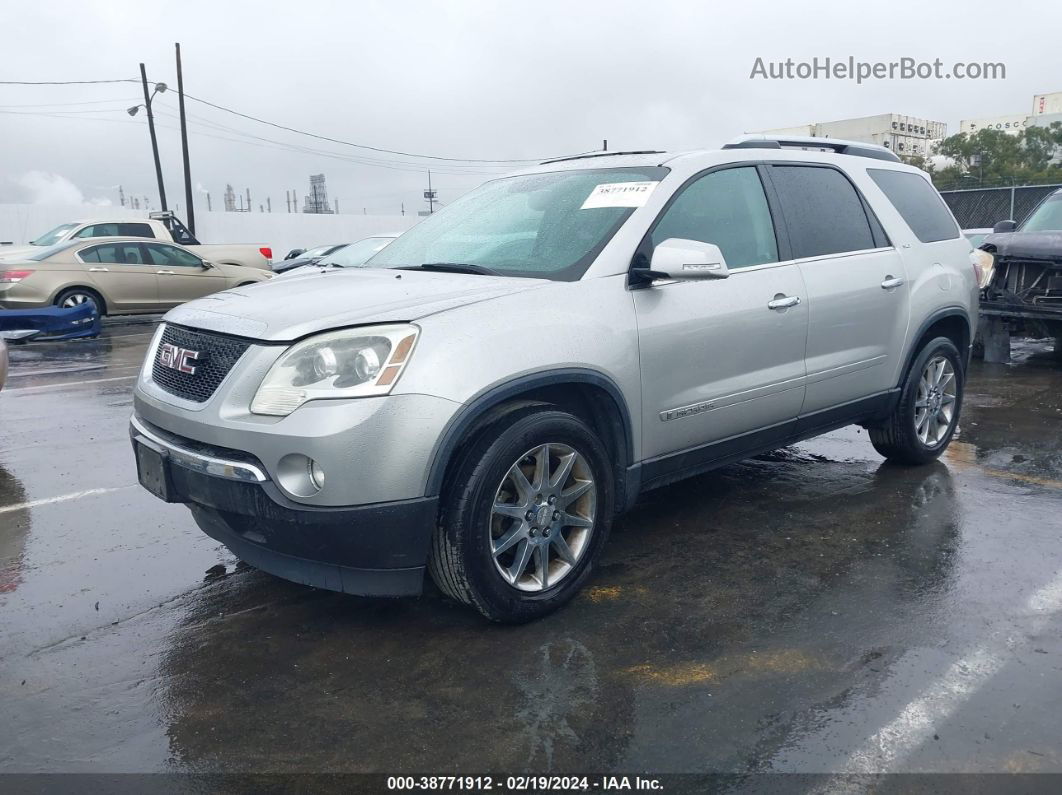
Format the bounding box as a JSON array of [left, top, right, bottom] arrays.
[[251, 324, 419, 416], [971, 248, 995, 289]]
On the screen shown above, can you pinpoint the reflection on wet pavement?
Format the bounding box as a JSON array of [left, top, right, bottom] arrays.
[[1, 326, 1061, 775]]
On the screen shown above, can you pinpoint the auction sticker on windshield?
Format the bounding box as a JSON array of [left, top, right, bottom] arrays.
[[580, 181, 659, 209]]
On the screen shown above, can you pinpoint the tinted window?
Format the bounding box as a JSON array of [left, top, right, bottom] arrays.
[[651, 167, 778, 268], [769, 166, 876, 258], [144, 243, 202, 267], [868, 168, 960, 243], [118, 223, 155, 238], [80, 243, 146, 264]]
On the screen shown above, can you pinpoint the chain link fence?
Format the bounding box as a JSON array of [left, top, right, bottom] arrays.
[[939, 184, 1061, 229]]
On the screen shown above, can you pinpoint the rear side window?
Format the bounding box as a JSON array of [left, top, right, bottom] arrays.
[[118, 222, 155, 239], [768, 165, 876, 258], [651, 166, 778, 268], [79, 243, 146, 264], [868, 169, 960, 243]]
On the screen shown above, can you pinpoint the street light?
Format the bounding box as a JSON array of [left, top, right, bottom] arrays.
[[127, 81, 167, 116], [131, 64, 168, 211]]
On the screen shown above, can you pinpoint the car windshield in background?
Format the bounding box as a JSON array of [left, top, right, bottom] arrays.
[[29, 223, 78, 246], [1021, 196, 1062, 232], [326, 237, 395, 267], [964, 232, 989, 248], [369, 166, 669, 280], [302, 244, 340, 259]]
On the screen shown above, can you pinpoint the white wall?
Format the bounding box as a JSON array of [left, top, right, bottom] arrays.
[[0, 204, 419, 258]]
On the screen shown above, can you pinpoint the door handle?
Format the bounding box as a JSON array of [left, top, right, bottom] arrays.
[[88, 267, 109, 272], [156, 270, 176, 275], [767, 295, 801, 310], [881, 276, 906, 290]]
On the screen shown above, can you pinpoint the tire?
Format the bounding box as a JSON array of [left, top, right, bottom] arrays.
[[869, 336, 964, 465], [55, 287, 105, 315], [429, 406, 614, 622]]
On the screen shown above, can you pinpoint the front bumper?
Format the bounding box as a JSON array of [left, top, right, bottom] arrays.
[[131, 417, 438, 596]]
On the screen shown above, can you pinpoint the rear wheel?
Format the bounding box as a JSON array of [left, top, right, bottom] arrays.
[[429, 406, 613, 622], [869, 336, 964, 465], [55, 287, 105, 315]]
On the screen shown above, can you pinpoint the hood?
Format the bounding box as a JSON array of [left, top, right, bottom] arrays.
[[983, 231, 1062, 263], [0, 245, 37, 261], [164, 267, 549, 341]]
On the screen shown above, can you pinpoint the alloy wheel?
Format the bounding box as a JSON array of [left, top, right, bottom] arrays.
[[914, 355, 958, 446], [490, 443, 596, 592]]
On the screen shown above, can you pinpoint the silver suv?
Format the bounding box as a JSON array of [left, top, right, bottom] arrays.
[[132, 136, 977, 622]]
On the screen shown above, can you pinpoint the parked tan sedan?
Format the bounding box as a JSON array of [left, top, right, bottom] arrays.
[[0, 237, 273, 316]]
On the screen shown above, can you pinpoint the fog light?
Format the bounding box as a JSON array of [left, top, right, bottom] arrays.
[[277, 453, 325, 497]]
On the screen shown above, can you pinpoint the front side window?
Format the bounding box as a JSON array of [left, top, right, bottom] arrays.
[[650, 167, 778, 268], [370, 166, 669, 280], [868, 168, 960, 243], [769, 165, 877, 258], [74, 223, 120, 239], [144, 243, 202, 267], [1020, 195, 1062, 232]]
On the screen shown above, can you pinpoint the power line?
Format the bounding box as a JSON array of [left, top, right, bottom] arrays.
[[0, 76, 593, 165]]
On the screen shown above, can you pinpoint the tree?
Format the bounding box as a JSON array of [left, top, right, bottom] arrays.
[[931, 123, 1062, 190]]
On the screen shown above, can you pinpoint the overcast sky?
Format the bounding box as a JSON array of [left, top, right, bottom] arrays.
[[2, 0, 1058, 215]]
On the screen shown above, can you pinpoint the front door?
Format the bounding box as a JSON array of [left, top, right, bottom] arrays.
[[143, 242, 225, 308], [634, 166, 808, 465]]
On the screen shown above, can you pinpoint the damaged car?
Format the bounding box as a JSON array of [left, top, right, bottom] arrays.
[[974, 188, 1062, 358]]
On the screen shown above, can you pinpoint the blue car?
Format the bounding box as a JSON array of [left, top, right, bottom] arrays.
[[0, 302, 101, 342]]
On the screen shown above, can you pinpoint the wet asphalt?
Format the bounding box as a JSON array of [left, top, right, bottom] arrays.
[[1, 320, 1062, 780]]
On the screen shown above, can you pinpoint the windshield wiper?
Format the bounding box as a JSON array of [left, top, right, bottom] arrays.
[[401, 262, 501, 276]]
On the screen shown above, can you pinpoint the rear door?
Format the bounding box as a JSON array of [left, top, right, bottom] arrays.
[[765, 164, 909, 415], [144, 242, 225, 307], [634, 165, 808, 464], [76, 242, 159, 311]]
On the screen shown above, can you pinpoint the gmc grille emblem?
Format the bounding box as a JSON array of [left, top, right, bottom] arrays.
[[158, 342, 201, 375]]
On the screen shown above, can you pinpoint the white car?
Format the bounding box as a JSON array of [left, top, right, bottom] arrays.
[[278, 235, 398, 278]]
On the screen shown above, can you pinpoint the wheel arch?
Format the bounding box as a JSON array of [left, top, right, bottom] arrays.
[[53, 284, 107, 315], [424, 369, 635, 511], [899, 307, 971, 384]]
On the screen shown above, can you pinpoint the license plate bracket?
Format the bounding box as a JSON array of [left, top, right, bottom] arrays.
[[134, 437, 179, 503]]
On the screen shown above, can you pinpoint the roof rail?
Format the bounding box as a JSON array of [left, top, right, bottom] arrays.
[[540, 150, 665, 165], [723, 134, 900, 163]]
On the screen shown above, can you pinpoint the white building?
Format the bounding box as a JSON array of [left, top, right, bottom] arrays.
[[957, 113, 1029, 136], [757, 113, 946, 158]]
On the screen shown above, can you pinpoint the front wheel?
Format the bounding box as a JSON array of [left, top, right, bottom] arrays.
[[869, 336, 964, 465], [429, 406, 613, 622]]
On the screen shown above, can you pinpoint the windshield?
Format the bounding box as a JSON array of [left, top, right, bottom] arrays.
[[30, 223, 78, 246], [302, 244, 341, 259], [326, 237, 395, 267], [369, 166, 669, 280], [1021, 196, 1062, 232]]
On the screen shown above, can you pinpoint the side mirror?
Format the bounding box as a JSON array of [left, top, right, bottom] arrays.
[[648, 238, 729, 280], [993, 219, 1017, 234], [201, 260, 214, 269]]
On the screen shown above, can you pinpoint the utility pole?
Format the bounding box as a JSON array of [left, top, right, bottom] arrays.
[[175, 43, 195, 234], [267, 196, 271, 213], [424, 170, 436, 214], [603, 139, 607, 152], [139, 62, 167, 211]]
